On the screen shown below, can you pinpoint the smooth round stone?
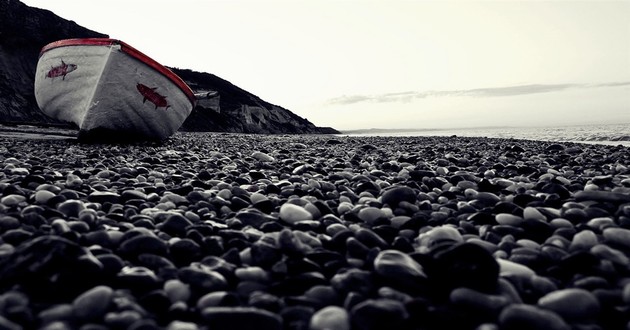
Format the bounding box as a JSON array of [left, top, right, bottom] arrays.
[[575, 190, 630, 203], [495, 213, 525, 227], [251, 151, 275, 162], [355, 228, 388, 249], [278, 229, 311, 256], [309, 306, 350, 330], [158, 213, 193, 237], [57, 199, 86, 218], [166, 321, 199, 330], [200, 307, 282, 330], [523, 207, 546, 221], [88, 191, 120, 204], [549, 218, 574, 229], [350, 299, 408, 330], [105, 310, 144, 329], [390, 216, 411, 229], [569, 230, 598, 252], [496, 258, 535, 278], [623, 282, 630, 304], [250, 192, 269, 204], [465, 238, 499, 254], [163, 279, 191, 303], [121, 189, 148, 201], [475, 192, 501, 205], [303, 285, 339, 306], [380, 186, 416, 207], [235, 266, 270, 283], [337, 202, 354, 215], [431, 242, 499, 293], [10, 167, 29, 175], [178, 264, 228, 292], [197, 291, 237, 309], [65, 174, 83, 187], [499, 304, 569, 330], [280, 203, 313, 224], [330, 269, 374, 295], [1, 194, 26, 206], [585, 217, 615, 231], [603, 227, 630, 249], [374, 250, 427, 291], [0, 216, 20, 231], [72, 285, 113, 321], [449, 287, 510, 315], [35, 190, 56, 204], [417, 225, 463, 250], [118, 235, 168, 257], [538, 288, 600, 322], [0, 315, 21, 330], [357, 207, 387, 225], [590, 244, 629, 266], [250, 241, 282, 267], [38, 303, 74, 324]]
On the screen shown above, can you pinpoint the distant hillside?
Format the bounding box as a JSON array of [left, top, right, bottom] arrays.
[[0, 0, 338, 134]]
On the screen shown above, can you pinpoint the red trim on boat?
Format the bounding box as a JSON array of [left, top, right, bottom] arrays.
[[40, 38, 196, 105]]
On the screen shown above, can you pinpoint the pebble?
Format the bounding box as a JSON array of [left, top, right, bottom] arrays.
[[118, 234, 168, 257], [1, 194, 26, 206], [430, 242, 499, 292], [163, 279, 191, 303], [374, 250, 427, 291], [200, 307, 282, 330], [309, 306, 350, 330], [575, 190, 630, 203], [569, 230, 599, 252], [499, 304, 570, 330], [251, 151, 275, 162], [57, 199, 86, 218], [449, 287, 510, 315], [350, 299, 408, 330], [279, 203, 314, 224], [537, 288, 600, 322], [72, 285, 113, 322], [380, 186, 416, 207], [496, 258, 536, 278], [602, 227, 630, 249]]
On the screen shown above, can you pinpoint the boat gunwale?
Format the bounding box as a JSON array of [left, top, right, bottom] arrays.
[[39, 38, 196, 105]]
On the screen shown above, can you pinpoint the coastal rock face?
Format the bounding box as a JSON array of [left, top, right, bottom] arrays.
[[174, 69, 337, 134], [0, 0, 338, 134], [0, 0, 107, 125]]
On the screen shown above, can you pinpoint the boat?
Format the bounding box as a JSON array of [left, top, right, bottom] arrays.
[[34, 38, 197, 141]]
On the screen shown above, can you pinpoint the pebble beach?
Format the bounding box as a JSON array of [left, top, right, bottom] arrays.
[[0, 131, 629, 330]]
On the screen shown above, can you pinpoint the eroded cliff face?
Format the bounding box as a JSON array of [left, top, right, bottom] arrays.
[[0, 0, 338, 134], [0, 0, 107, 125], [175, 68, 337, 134]]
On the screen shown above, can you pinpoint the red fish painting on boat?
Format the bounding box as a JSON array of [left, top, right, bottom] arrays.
[[46, 60, 77, 80], [137, 83, 170, 109]]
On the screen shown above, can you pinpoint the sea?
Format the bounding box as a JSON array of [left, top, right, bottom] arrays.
[[340, 123, 630, 147]]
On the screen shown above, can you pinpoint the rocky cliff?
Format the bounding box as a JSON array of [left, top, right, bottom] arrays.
[[175, 69, 338, 134], [0, 0, 338, 134]]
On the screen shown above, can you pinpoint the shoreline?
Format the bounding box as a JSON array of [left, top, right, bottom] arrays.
[[0, 132, 628, 329]]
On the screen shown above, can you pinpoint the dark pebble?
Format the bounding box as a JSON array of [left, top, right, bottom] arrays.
[[200, 307, 282, 330]]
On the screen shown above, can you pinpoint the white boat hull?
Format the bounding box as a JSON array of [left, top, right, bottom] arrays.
[[34, 39, 196, 140]]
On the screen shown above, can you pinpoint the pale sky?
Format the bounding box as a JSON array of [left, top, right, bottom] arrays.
[[22, 0, 630, 130]]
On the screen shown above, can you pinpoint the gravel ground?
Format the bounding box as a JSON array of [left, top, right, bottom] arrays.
[[0, 132, 629, 330]]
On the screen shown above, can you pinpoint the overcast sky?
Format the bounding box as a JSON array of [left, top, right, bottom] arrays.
[[22, 0, 630, 130]]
